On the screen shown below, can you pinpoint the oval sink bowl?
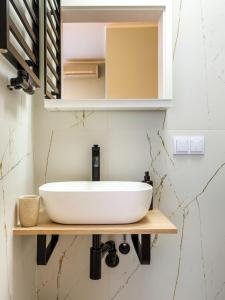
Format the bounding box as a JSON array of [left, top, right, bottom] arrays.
[[39, 181, 152, 224]]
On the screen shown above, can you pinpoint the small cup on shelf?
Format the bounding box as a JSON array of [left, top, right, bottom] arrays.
[[19, 195, 40, 227]]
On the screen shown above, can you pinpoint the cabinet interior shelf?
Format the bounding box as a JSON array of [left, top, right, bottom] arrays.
[[13, 209, 177, 236]]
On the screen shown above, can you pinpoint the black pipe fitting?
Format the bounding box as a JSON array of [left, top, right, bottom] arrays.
[[90, 235, 119, 280], [105, 250, 119, 268], [119, 242, 130, 255], [103, 241, 119, 268], [7, 70, 35, 95]]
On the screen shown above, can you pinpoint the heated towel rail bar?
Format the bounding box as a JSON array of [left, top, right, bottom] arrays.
[[44, 0, 61, 99]]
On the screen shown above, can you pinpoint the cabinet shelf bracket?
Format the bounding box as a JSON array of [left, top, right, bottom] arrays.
[[37, 234, 59, 265], [131, 234, 151, 264]]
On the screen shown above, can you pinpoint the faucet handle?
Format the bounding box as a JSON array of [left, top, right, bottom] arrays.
[[92, 145, 100, 181]]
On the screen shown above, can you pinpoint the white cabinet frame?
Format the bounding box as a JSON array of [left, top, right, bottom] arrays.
[[45, 0, 172, 111]]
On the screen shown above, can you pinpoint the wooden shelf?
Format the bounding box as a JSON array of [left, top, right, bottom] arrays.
[[13, 210, 177, 236], [64, 59, 105, 65], [63, 59, 105, 78]]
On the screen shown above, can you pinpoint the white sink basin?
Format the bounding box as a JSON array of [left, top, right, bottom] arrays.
[[39, 181, 152, 224]]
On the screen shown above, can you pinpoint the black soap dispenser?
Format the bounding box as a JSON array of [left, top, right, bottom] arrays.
[[142, 171, 153, 186], [142, 171, 153, 210]]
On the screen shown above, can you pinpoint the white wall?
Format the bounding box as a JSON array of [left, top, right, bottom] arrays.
[[63, 23, 106, 60], [0, 56, 36, 300], [33, 0, 225, 299]]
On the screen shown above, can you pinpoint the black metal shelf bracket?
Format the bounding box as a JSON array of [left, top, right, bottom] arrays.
[[131, 171, 153, 265], [131, 234, 151, 265], [37, 235, 59, 265]]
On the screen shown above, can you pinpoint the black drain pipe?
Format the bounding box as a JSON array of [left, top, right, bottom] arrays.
[[90, 235, 102, 280], [90, 235, 119, 280]]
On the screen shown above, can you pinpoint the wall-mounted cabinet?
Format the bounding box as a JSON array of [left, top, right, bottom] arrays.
[[45, 0, 172, 111]]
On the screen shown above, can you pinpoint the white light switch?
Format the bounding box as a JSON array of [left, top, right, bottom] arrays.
[[174, 136, 189, 154], [190, 136, 204, 154], [174, 136, 205, 155]]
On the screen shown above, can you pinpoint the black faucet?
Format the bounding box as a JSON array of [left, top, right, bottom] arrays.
[[90, 144, 124, 280], [92, 145, 100, 181]]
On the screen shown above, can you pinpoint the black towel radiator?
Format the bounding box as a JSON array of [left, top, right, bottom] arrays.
[[0, 0, 62, 98], [0, 0, 40, 94]]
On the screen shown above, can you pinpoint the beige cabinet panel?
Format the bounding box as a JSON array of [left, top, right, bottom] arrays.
[[106, 23, 158, 99]]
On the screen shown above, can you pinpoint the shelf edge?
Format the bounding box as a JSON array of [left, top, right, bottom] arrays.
[[44, 99, 173, 111]]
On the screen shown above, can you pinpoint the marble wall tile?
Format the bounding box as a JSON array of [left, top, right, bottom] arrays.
[[168, 0, 225, 130], [34, 126, 225, 300], [0, 56, 36, 300], [33, 0, 225, 299]]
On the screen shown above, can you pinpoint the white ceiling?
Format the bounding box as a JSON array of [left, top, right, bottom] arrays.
[[63, 23, 106, 60]]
